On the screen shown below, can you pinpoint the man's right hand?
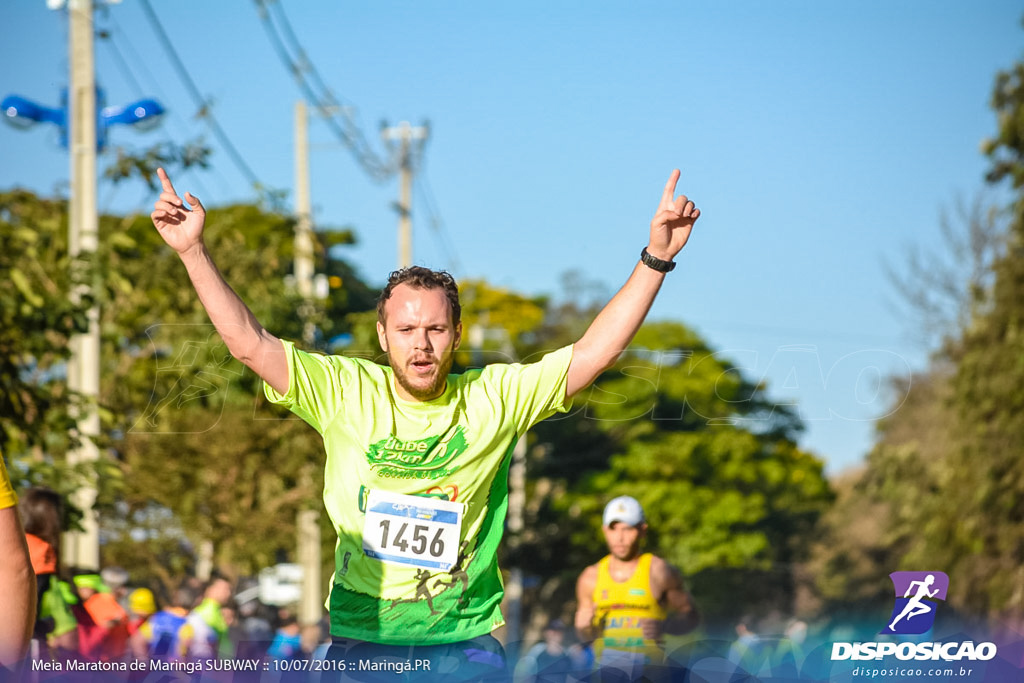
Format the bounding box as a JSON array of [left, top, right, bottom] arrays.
[[151, 167, 206, 256]]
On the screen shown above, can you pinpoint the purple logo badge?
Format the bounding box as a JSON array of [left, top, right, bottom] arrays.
[[881, 571, 949, 635]]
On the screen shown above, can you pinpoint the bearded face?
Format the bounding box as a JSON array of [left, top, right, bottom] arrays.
[[376, 284, 461, 402]]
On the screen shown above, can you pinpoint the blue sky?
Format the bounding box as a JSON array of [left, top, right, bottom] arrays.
[[2, 1, 1021, 474]]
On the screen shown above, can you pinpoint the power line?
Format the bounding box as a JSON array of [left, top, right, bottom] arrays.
[[416, 164, 463, 276], [253, 0, 396, 181], [94, 13, 217, 208], [96, 25, 143, 94], [254, 0, 454, 273], [102, 13, 162, 98], [137, 0, 263, 191]]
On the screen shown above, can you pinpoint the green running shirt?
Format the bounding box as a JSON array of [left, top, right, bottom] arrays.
[[265, 341, 574, 645]]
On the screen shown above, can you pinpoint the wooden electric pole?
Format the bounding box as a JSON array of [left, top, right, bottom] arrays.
[[64, 0, 101, 572], [294, 99, 322, 635], [381, 121, 429, 268]]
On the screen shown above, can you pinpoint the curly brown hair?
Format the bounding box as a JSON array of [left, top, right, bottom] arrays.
[[376, 266, 461, 325]]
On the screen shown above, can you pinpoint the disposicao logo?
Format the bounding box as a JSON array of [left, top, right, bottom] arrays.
[[831, 570, 998, 663], [882, 571, 948, 635]]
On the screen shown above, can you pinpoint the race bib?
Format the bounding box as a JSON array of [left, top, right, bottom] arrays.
[[362, 490, 464, 570]]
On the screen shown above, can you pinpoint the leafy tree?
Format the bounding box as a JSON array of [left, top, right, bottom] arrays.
[[804, 369, 954, 623], [0, 190, 112, 528], [819, 51, 1024, 624], [938, 54, 1024, 619]]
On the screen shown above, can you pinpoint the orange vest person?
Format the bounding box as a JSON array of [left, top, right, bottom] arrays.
[[74, 573, 130, 661]]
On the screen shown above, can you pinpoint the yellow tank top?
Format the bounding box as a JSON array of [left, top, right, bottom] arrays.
[[0, 453, 17, 509], [591, 552, 666, 663]]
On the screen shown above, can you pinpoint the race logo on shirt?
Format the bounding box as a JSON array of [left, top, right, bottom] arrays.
[[365, 426, 468, 479]]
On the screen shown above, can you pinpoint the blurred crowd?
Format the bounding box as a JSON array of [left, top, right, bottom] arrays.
[[22, 485, 326, 673], [17, 483, 816, 683]]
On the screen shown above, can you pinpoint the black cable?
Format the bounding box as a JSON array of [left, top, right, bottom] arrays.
[[416, 165, 463, 276], [97, 26, 145, 95], [102, 14, 220, 201], [254, 0, 395, 181], [138, 0, 263, 191]]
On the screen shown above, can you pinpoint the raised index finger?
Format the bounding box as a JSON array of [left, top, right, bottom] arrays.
[[156, 167, 177, 196], [661, 169, 681, 206]]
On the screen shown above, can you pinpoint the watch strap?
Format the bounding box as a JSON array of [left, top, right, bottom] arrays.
[[640, 247, 676, 273]]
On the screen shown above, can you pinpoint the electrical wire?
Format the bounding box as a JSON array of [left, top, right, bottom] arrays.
[[93, 13, 216, 210], [138, 0, 263, 191], [253, 0, 396, 181], [254, 0, 456, 276], [416, 164, 463, 276], [101, 13, 220, 199], [97, 25, 144, 95]]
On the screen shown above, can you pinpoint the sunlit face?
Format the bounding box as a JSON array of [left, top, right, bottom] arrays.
[[208, 578, 232, 606], [602, 521, 646, 561], [376, 284, 462, 402]]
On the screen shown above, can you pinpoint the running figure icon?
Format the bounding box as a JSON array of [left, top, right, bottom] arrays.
[[888, 574, 939, 631]]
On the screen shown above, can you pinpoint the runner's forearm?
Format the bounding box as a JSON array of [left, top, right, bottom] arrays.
[[178, 245, 286, 391], [180, 245, 267, 359], [567, 261, 665, 396], [662, 607, 700, 636]]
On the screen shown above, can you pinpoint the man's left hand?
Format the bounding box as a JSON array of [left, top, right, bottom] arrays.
[[647, 169, 700, 261]]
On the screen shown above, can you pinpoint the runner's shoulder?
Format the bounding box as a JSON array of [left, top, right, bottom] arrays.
[[648, 555, 683, 589], [577, 562, 600, 588]]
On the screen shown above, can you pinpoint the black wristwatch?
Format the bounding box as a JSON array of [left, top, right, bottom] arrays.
[[640, 247, 676, 273]]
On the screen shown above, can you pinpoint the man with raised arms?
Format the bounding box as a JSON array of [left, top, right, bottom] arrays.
[[151, 167, 700, 681]]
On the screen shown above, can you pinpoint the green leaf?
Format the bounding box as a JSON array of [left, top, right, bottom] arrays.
[[9, 267, 44, 308]]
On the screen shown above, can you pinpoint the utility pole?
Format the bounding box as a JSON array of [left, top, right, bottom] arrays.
[[294, 101, 316, 336], [64, 0, 101, 572], [381, 121, 428, 268], [294, 100, 322, 635]]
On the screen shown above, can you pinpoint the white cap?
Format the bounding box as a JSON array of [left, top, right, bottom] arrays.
[[603, 495, 645, 527]]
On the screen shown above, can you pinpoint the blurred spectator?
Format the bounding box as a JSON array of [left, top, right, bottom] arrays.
[[773, 618, 808, 679], [57, 577, 106, 661], [181, 576, 232, 659], [133, 585, 195, 661], [267, 612, 302, 662], [236, 596, 274, 661], [727, 615, 772, 678], [101, 566, 131, 612], [73, 571, 130, 661], [127, 587, 158, 636], [220, 600, 239, 659], [515, 619, 576, 683], [20, 487, 78, 657]]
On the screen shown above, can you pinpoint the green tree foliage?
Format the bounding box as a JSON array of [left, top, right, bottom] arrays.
[[805, 370, 954, 622], [0, 191, 82, 455], [939, 55, 1024, 618], [0, 190, 110, 528], [814, 53, 1024, 623]]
